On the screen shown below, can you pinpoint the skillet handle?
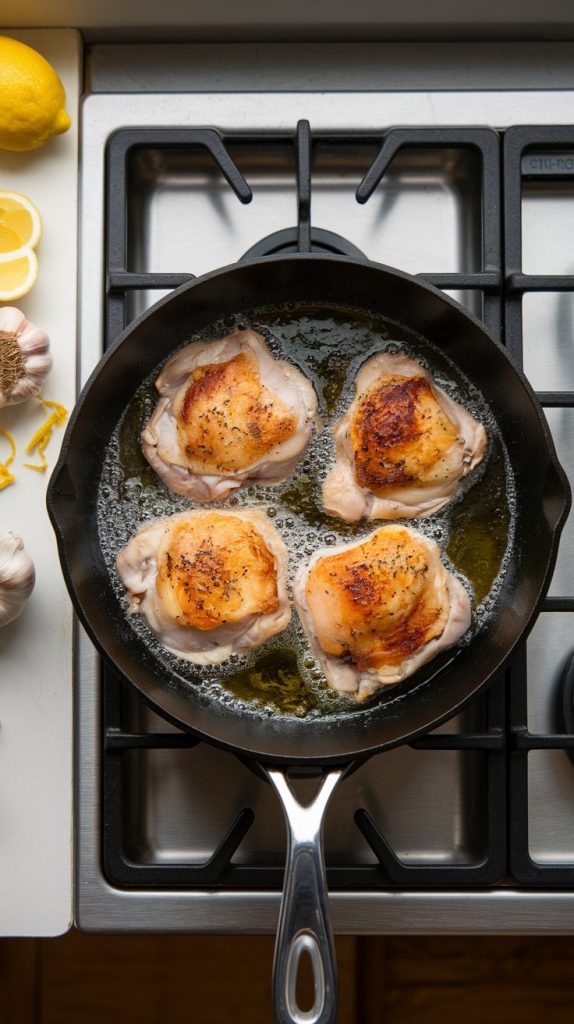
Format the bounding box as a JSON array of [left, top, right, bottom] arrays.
[[265, 767, 344, 1024]]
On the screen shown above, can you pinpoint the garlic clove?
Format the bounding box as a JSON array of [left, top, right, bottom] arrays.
[[0, 306, 26, 334], [19, 321, 50, 355], [19, 353, 50, 372], [0, 532, 35, 628], [0, 306, 51, 407]]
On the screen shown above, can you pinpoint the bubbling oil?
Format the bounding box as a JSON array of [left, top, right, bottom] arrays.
[[97, 305, 515, 720]]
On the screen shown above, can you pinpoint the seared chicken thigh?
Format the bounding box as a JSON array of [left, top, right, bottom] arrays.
[[117, 509, 291, 664], [294, 524, 471, 702], [142, 329, 317, 501], [323, 352, 487, 521]]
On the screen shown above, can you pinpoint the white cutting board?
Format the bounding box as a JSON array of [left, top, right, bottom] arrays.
[[0, 29, 80, 936]]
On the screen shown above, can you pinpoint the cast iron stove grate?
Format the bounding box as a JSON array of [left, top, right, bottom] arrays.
[[99, 118, 554, 891], [504, 126, 574, 887]]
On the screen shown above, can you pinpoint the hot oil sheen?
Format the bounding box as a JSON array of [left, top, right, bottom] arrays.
[[97, 307, 515, 720]]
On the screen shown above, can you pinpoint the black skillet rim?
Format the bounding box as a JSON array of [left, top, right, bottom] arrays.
[[47, 253, 571, 766]]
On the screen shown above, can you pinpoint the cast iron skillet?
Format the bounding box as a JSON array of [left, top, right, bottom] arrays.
[[48, 255, 570, 1024]]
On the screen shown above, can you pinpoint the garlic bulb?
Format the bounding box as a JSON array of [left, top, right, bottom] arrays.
[[0, 306, 52, 408], [0, 532, 35, 628]]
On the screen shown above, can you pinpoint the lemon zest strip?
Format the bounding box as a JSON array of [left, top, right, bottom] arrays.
[[0, 427, 16, 490], [23, 398, 68, 472]]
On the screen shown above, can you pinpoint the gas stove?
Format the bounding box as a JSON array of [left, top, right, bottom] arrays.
[[77, 47, 574, 930]]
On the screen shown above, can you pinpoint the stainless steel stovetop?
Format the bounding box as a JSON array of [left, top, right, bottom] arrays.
[[77, 46, 574, 931]]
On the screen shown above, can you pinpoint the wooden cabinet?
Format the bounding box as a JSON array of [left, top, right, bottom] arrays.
[[3, 933, 574, 1023]]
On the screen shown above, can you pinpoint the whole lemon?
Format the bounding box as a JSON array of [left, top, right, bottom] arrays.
[[0, 35, 71, 151]]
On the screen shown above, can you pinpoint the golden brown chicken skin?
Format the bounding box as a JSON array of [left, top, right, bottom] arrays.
[[294, 524, 471, 701], [351, 374, 459, 496], [142, 330, 318, 502], [304, 526, 447, 671], [156, 512, 279, 630], [323, 352, 487, 522], [116, 508, 291, 665], [176, 350, 298, 474]]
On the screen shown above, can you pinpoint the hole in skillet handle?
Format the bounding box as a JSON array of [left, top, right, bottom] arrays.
[[287, 934, 325, 1024], [560, 652, 574, 767]]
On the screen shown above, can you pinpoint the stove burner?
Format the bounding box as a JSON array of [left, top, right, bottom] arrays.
[[103, 117, 509, 892], [242, 227, 365, 260], [103, 118, 574, 896]]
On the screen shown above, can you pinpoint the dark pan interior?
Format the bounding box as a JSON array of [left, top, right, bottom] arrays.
[[48, 255, 570, 765]]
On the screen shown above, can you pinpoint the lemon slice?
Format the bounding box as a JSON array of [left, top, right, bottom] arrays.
[[0, 249, 38, 301], [0, 191, 42, 254]]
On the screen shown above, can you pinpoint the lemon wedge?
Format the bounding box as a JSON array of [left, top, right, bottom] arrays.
[[0, 191, 42, 254], [0, 250, 38, 301]]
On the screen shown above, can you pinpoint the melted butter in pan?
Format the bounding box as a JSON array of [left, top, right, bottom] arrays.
[[98, 306, 515, 719]]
